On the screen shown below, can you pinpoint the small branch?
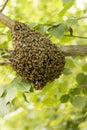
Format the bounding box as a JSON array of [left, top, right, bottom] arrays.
[[64, 34, 87, 39], [0, 60, 10, 65], [0, 0, 9, 12], [59, 45, 87, 56], [77, 17, 87, 20], [0, 53, 8, 58], [0, 33, 6, 36]]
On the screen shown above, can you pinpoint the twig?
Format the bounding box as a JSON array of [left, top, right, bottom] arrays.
[[0, 33, 6, 36], [77, 17, 87, 20], [0, 0, 9, 12], [64, 34, 87, 39], [0, 53, 8, 58], [0, 60, 10, 65]]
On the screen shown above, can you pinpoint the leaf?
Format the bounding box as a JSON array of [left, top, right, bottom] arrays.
[[62, 0, 75, 4], [17, 79, 31, 92], [0, 98, 10, 116], [76, 73, 87, 85], [65, 57, 75, 68], [58, 0, 75, 17], [58, 80, 68, 93], [48, 24, 68, 40], [5, 87, 17, 103], [60, 94, 69, 103], [63, 68, 72, 75], [29, 23, 39, 28], [0, 86, 4, 97], [36, 25, 48, 35], [82, 63, 87, 72], [7, 31, 12, 41], [69, 87, 81, 96], [67, 18, 78, 26], [0, 42, 8, 49], [71, 96, 86, 108], [9, 76, 31, 92]]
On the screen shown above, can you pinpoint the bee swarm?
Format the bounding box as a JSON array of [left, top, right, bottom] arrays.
[[9, 21, 65, 90]]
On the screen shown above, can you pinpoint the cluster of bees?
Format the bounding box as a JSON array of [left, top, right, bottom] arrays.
[[9, 21, 65, 90]]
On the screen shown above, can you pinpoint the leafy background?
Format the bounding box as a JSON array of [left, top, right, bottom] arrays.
[[0, 0, 87, 130]]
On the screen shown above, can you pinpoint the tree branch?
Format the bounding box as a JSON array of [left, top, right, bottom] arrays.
[[0, 60, 10, 65], [64, 34, 87, 39], [59, 45, 87, 56], [0, 0, 9, 12], [0, 12, 15, 29], [77, 17, 87, 20], [0, 44, 87, 66]]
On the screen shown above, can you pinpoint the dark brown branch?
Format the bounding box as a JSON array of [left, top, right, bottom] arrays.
[[0, 60, 10, 65], [0, 0, 9, 12], [59, 45, 87, 56], [64, 34, 87, 39]]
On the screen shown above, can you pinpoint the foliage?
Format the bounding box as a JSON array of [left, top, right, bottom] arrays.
[[0, 0, 87, 130]]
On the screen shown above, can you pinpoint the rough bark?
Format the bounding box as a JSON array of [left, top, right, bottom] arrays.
[[0, 60, 10, 65], [0, 12, 15, 29], [59, 45, 87, 56]]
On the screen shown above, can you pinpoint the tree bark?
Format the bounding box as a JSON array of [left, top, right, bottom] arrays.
[[0, 60, 10, 65], [59, 45, 87, 56], [0, 12, 15, 29]]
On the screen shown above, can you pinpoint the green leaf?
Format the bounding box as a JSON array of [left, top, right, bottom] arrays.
[[58, 80, 68, 93], [69, 87, 81, 96], [65, 57, 75, 68], [63, 68, 72, 75], [60, 94, 69, 103], [82, 63, 87, 72], [67, 18, 78, 26], [0, 42, 8, 49], [0, 98, 10, 116], [5, 87, 17, 103], [29, 23, 39, 28], [71, 96, 86, 108], [62, 0, 75, 4], [0, 86, 4, 97], [58, 0, 75, 17], [9, 76, 31, 92], [12, 76, 22, 83], [76, 73, 87, 85], [36, 25, 48, 35], [48, 24, 68, 40], [17, 79, 31, 92]]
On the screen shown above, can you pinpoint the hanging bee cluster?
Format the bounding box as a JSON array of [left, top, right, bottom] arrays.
[[8, 21, 65, 90]]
